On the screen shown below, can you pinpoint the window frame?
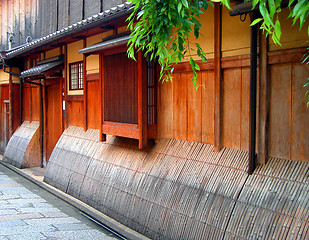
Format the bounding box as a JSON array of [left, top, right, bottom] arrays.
[[69, 61, 84, 91]]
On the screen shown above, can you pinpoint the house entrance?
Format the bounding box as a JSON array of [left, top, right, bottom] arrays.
[[45, 80, 63, 162]]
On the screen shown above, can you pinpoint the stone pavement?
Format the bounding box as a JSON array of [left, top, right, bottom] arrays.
[[0, 164, 122, 240]]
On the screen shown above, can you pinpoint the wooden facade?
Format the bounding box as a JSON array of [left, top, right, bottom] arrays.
[[0, 1, 308, 239]]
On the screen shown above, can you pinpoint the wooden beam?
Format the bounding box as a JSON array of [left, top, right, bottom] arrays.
[[214, 3, 222, 152], [83, 39, 87, 132], [138, 51, 148, 149], [100, 53, 106, 141], [257, 31, 269, 165]]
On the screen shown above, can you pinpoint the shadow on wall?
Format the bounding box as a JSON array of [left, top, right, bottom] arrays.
[[44, 126, 309, 240]]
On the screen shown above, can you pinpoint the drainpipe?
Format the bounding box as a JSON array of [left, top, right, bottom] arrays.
[[248, 12, 258, 174], [22, 78, 44, 168]]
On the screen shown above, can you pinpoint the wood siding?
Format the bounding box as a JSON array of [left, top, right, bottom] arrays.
[[269, 62, 309, 161], [159, 51, 308, 162]]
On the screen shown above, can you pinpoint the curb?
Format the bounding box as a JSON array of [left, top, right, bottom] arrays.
[[0, 160, 150, 240]]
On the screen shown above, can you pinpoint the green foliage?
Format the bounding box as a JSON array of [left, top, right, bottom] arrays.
[[127, 0, 209, 86], [127, 0, 308, 99]]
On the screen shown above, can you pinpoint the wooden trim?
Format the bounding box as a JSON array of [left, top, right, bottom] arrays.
[[100, 53, 106, 141], [173, 54, 251, 73], [66, 95, 84, 102], [102, 123, 139, 139], [268, 48, 306, 65], [174, 59, 214, 72], [104, 121, 138, 129], [221, 55, 251, 68], [214, 3, 222, 152], [86, 73, 99, 81], [138, 51, 148, 149], [83, 39, 87, 132], [101, 45, 127, 57]]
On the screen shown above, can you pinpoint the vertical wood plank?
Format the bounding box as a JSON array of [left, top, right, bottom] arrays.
[[173, 72, 187, 141], [214, 3, 222, 152], [222, 68, 241, 149], [187, 72, 202, 142], [291, 63, 309, 161], [269, 63, 291, 159], [241, 67, 250, 150], [257, 33, 269, 164], [201, 70, 215, 145], [138, 51, 147, 149], [158, 78, 174, 139]]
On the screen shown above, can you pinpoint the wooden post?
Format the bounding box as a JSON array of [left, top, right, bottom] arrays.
[[64, 44, 68, 129], [138, 51, 147, 149], [100, 53, 106, 141], [8, 68, 13, 138], [257, 31, 269, 165], [83, 39, 87, 132], [214, 3, 222, 152], [42, 78, 47, 162]]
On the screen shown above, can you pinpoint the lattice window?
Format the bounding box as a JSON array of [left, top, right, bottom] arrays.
[[69, 61, 83, 90], [147, 56, 157, 125]]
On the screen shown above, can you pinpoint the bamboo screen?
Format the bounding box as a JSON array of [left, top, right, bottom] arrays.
[[104, 52, 138, 124]]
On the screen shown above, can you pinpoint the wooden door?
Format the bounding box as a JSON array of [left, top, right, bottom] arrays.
[[45, 83, 62, 162]]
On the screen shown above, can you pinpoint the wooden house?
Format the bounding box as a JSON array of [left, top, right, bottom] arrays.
[[0, 1, 308, 239]]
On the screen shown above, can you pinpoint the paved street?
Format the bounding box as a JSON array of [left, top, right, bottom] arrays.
[[0, 164, 121, 240]]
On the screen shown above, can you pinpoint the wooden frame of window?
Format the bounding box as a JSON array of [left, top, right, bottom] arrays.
[[69, 61, 84, 90]]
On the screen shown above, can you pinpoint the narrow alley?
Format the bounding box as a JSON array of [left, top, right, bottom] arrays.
[[0, 163, 122, 240]]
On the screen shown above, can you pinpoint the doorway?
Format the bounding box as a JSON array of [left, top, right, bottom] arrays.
[[45, 80, 63, 162]]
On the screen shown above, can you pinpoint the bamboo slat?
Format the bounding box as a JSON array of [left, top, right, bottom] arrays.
[[45, 126, 309, 240]]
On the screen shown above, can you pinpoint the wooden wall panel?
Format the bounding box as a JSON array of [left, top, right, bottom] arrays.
[[291, 63, 309, 161], [22, 86, 30, 121], [187, 72, 202, 142], [58, 0, 69, 30], [46, 84, 62, 161], [240, 67, 250, 150], [68, 101, 84, 127], [222, 68, 242, 149], [69, 0, 83, 25], [158, 79, 174, 139], [173, 73, 188, 141], [201, 70, 214, 145], [31, 86, 40, 121], [12, 84, 20, 132], [87, 80, 100, 129], [85, 0, 101, 18], [269, 63, 292, 160]]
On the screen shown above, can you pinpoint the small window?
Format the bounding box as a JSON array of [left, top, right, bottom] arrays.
[[69, 61, 83, 90]]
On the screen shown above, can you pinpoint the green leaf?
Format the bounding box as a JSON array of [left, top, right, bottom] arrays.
[[274, 18, 281, 41], [181, 0, 188, 8], [250, 18, 263, 26]]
